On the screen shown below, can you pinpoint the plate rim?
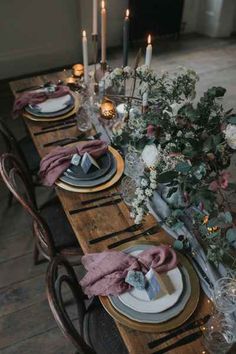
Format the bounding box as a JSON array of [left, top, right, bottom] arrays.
[[99, 240, 200, 333]]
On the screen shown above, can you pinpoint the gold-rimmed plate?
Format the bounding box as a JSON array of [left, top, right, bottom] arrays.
[[55, 146, 124, 193], [100, 240, 200, 333]]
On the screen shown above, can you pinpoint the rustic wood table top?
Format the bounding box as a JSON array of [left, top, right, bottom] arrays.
[[10, 71, 214, 354]]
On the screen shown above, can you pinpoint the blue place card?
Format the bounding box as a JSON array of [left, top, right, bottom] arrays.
[[80, 152, 100, 174]]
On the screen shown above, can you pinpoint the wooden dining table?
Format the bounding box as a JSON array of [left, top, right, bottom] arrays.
[[10, 70, 214, 354]]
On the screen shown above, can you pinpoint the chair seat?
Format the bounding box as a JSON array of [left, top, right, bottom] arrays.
[[83, 299, 128, 354], [40, 200, 79, 250], [19, 136, 41, 173]]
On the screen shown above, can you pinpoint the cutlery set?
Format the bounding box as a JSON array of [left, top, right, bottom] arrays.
[[34, 118, 76, 136], [42, 132, 101, 147], [148, 314, 210, 353], [69, 195, 122, 215]]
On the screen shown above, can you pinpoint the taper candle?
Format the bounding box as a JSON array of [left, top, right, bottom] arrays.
[[82, 30, 89, 84], [92, 0, 98, 35], [101, 1, 107, 63], [143, 34, 152, 107], [123, 9, 130, 67]]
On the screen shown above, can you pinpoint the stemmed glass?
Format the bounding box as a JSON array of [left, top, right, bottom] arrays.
[[213, 277, 236, 313], [202, 277, 236, 353]]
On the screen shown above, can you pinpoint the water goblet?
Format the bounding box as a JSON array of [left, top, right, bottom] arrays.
[[124, 151, 144, 181], [120, 177, 137, 206], [202, 311, 236, 354], [76, 107, 92, 133], [213, 277, 236, 313]]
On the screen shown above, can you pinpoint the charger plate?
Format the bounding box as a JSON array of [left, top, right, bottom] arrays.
[[100, 240, 200, 333], [55, 146, 124, 193], [22, 105, 77, 122], [22, 92, 79, 122]]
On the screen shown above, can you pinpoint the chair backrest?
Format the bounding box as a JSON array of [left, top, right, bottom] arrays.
[[0, 117, 29, 170], [0, 153, 56, 260], [46, 256, 96, 354]]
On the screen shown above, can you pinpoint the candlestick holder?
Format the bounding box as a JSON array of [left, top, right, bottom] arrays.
[[94, 61, 108, 83]]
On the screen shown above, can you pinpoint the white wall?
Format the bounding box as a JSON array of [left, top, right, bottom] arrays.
[[0, 0, 81, 79], [182, 0, 200, 33], [0, 0, 128, 80]]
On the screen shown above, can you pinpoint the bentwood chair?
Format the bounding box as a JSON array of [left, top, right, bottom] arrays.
[[0, 117, 40, 174], [46, 255, 128, 354], [0, 153, 81, 264]]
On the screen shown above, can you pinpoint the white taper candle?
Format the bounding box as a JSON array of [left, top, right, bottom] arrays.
[[92, 0, 98, 35], [82, 30, 89, 84], [143, 34, 152, 107], [101, 1, 107, 63]]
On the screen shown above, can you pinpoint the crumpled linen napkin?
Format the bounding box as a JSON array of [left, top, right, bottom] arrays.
[[39, 140, 108, 186], [80, 245, 178, 297], [13, 85, 70, 118]]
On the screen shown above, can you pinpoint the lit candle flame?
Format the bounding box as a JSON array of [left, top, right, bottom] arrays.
[[82, 30, 86, 37], [148, 34, 151, 44], [126, 9, 129, 18], [101, 1, 105, 9]]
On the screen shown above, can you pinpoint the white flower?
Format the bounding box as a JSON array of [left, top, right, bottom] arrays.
[[185, 131, 194, 138], [113, 67, 123, 76], [135, 214, 143, 224], [177, 131, 183, 137], [112, 121, 125, 136], [165, 133, 171, 140], [150, 182, 157, 190], [141, 178, 148, 187], [224, 124, 236, 149], [145, 188, 153, 197], [141, 144, 160, 167], [150, 169, 157, 179], [170, 102, 185, 117], [123, 66, 133, 76]]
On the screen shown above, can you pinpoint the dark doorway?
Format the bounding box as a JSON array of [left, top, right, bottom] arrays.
[[129, 0, 184, 41]]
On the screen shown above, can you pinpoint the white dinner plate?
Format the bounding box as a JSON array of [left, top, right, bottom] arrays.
[[118, 249, 183, 313], [28, 93, 72, 113]]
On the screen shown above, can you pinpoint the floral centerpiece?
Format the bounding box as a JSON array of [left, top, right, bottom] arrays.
[[104, 65, 236, 272]]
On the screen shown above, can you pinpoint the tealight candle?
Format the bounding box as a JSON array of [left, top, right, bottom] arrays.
[[66, 77, 76, 84], [72, 64, 84, 78]]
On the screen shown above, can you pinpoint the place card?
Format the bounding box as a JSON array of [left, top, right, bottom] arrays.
[[81, 152, 100, 174], [145, 269, 174, 300], [71, 153, 81, 166], [125, 270, 146, 290]]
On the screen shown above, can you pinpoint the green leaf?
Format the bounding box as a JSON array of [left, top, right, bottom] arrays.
[[223, 211, 233, 224], [158, 171, 179, 183], [203, 137, 213, 152], [228, 116, 236, 125], [175, 162, 191, 174], [173, 240, 184, 250], [226, 228, 236, 243]]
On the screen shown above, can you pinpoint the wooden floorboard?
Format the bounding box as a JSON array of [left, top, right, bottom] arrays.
[[0, 253, 46, 289], [0, 326, 74, 354], [0, 35, 236, 353], [0, 274, 46, 318]]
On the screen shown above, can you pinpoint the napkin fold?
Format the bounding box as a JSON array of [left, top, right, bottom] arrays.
[[39, 140, 108, 186], [80, 245, 178, 297], [13, 85, 70, 118]]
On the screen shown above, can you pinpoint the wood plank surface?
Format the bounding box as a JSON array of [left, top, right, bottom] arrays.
[[10, 72, 212, 354]]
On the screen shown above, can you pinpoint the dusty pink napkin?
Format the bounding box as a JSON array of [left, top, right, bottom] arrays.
[[13, 85, 70, 118], [39, 140, 108, 186], [80, 245, 177, 297]]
